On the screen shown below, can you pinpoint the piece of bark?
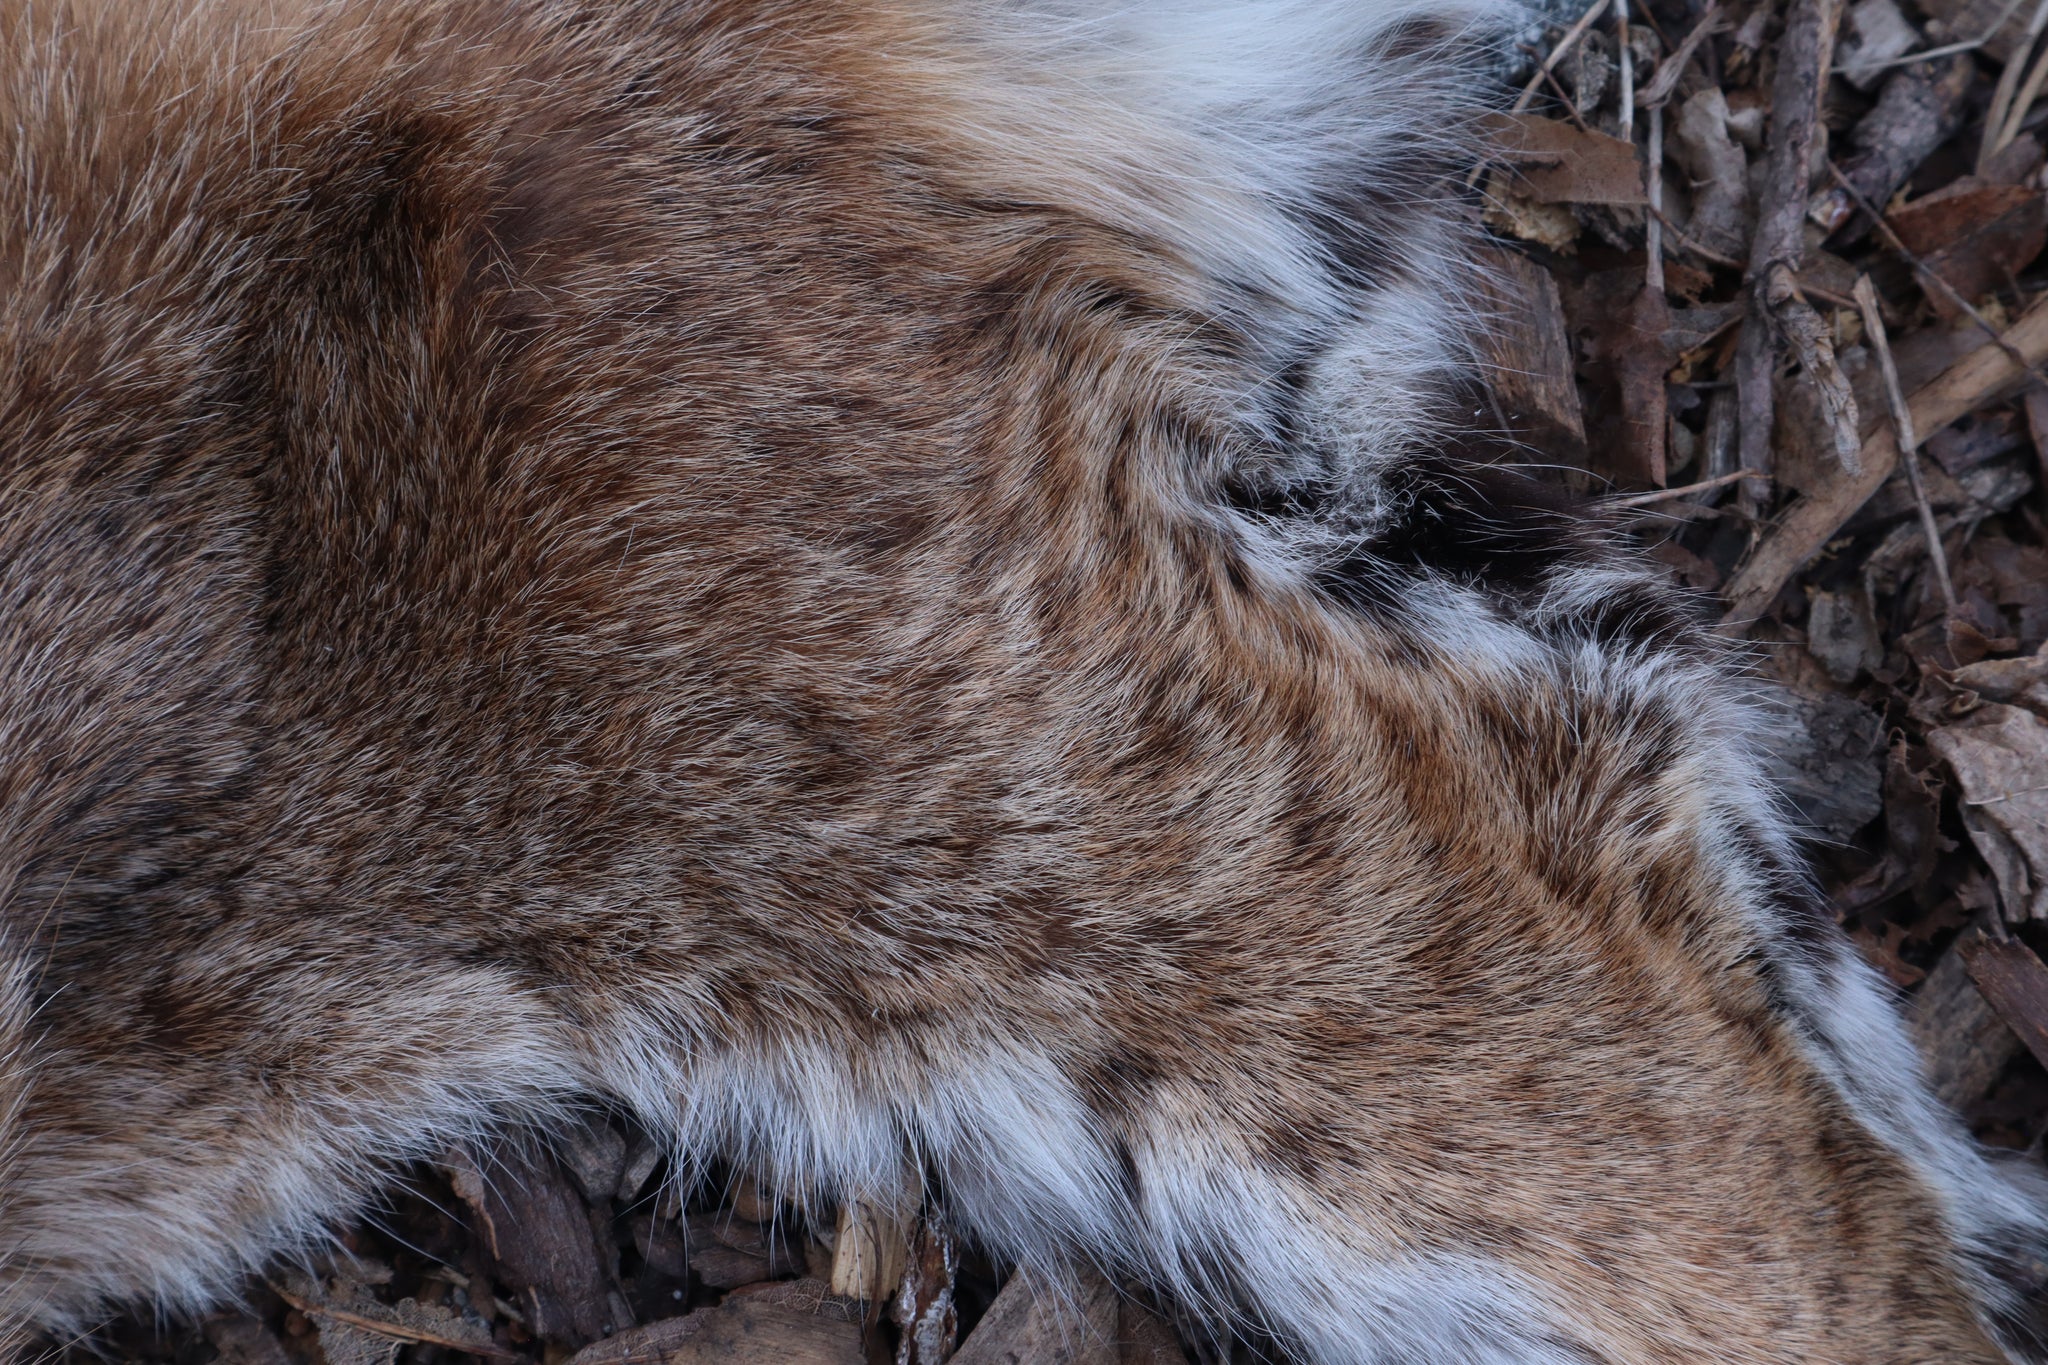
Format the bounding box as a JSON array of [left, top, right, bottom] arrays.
[[1471, 245, 1588, 464], [1812, 56, 1976, 238], [1739, 0, 1844, 489], [830, 1198, 910, 1304], [559, 1114, 629, 1207], [1960, 933, 2048, 1069], [950, 1269, 1120, 1365], [892, 1219, 959, 1365], [1807, 585, 1885, 681], [1672, 87, 1755, 258], [567, 1281, 864, 1365], [1723, 292, 2048, 625], [1483, 114, 1649, 205], [1769, 265, 1864, 474], [1913, 939, 2025, 1112], [445, 1142, 623, 1348], [1567, 266, 1675, 487], [686, 1210, 806, 1290], [626, 1212, 692, 1311], [1756, 683, 1885, 841]]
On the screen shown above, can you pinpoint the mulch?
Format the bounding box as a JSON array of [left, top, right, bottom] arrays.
[[46, 0, 2048, 1359]]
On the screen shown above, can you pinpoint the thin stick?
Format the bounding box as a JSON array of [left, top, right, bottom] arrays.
[[1605, 469, 1753, 505], [1511, 0, 1615, 113], [1646, 104, 1665, 293], [1852, 274, 1958, 612], [1857, 0, 2030, 73], [1981, 0, 2048, 169], [1541, 63, 1597, 131], [1616, 0, 1635, 141], [1827, 160, 2048, 390], [1639, 3, 1725, 109], [1998, 29, 2048, 152], [1470, 0, 1616, 187]]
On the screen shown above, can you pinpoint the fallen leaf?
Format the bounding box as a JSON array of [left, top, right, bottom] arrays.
[[1483, 114, 1647, 206], [568, 1281, 862, 1365], [1930, 703, 2048, 919]]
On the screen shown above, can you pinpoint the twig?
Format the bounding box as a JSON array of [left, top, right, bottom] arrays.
[[1648, 204, 1744, 268], [1852, 274, 1958, 612], [1541, 62, 1597, 132], [1470, 0, 1616, 187], [1511, 0, 1615, 114], [1981, 0, 2048, 168], [273, 1284, 518, 1358], [1826, 161, 2048, 391], [1770, 266, 1863, 475], [1996, 26, 2048, 153], [1616, 0, 1635, 142], [1604, 469, 1754, 505], [1856, 0, 2029, 73], [1739, 0, 1846, 503], [1646, 104, 1665, 294], [1722, 290, 2048, 626], [1639, 4, 1726, 109]]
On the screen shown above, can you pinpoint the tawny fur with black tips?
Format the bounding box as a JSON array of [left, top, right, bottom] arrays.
[[2, 1, 2046, 1360]]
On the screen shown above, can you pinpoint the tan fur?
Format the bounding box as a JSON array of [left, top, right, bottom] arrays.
[[0, 2, 2037, 1360]]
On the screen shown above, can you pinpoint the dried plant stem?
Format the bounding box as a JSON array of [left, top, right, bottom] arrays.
[[1616, 0, 1635, 141], [1511, 0, 1615, 114], [1826, 160, 2048, 391], [1852, 274, 1959, 613], [1605, 469, 1754, 505], [1639, 3, 1724, 109], [1981, 0, 2048, 168], [1645, 104, 1665, 293]]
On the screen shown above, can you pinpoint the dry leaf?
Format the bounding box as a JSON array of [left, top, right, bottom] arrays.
[[568, 1281, 863, 1365], [1483, 114, 1648, 205], [1930, 704, 2048, 919]]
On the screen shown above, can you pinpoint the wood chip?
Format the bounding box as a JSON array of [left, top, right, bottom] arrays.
[[1472, 244, 1589, 463], [1960, 932, 2048, 1066], [1914, 938, 2025, 1111], [950, 1268, 1119, 1365], [829, 1198, 910, 1303]]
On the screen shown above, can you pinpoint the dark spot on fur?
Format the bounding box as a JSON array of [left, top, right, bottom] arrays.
[[1372, 449, 1592, 596]]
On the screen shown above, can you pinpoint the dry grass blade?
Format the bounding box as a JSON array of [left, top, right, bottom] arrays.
[[1851, 273, 1959, 612]]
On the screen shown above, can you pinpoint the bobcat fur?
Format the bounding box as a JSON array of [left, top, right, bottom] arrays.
[[1, 0, 2045, 1360]]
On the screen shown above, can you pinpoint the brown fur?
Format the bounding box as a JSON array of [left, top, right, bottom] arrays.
[[0, 2, 2032, 1360]]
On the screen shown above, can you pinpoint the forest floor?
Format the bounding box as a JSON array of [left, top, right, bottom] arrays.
[[48, 0, 2048, 1360]]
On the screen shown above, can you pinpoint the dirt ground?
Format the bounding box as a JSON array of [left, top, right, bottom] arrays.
[[44, 0, 2048, 1359]]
